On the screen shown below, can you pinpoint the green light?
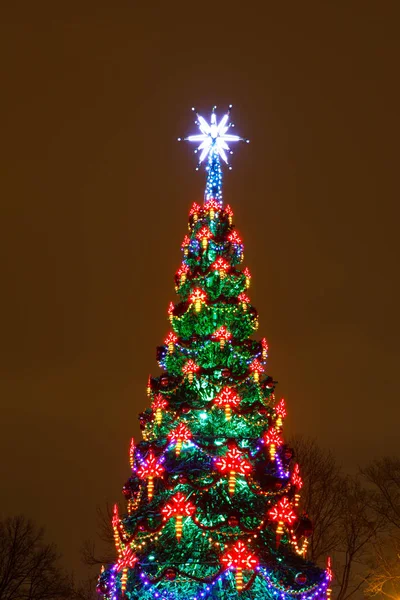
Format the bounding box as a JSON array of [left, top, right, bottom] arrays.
[[199, 412, 208, 420], [148, 555, 155, 561]]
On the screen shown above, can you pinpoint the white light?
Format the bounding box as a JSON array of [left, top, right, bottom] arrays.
[[184, 107, 247, 165]]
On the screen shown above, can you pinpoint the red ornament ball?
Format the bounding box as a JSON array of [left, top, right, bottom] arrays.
[[221, 368, 230, 378], [160, 376, 169, 387], [295, 573, 307, 585], [283, 447, 293, 460], [181, 404, 191, 414], [228, 514, 240, 527], [165, 568, 176, 581], [179, 474, 188, 484]]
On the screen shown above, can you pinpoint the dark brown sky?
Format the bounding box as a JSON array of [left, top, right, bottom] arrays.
[[1, 0, 399, 577]]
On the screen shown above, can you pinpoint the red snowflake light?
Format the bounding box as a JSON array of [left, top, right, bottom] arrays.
[[196, 226, 213, 249], [168, 302, 175, 323], [211, 325, 232, 349], [168, 422, 192, 455], [181, 235, 190, 255], [228, 230, 243, 245], [221, 541, 258, 591], [261, 337, 269, 359], [225, 204, 233, 217], [215, 446, 252, 495], [164, 332, 178, 354], [204, 199, 220, 218], [189, 288, 207, 312], [181, 235, 190, 248], [152, 394, 169, 425], [264, 427, 283, 460], [116, 546, 138, 572], [275, 398, 286, 428], [182, 360, 200, 384], [238, 292, 250, 311], [137, 450, 164, 499], [269, 496, 296, 546], [161, 492, 196, 541], [176, 263, 190, 285], [292, 463, 303, 507], [291, 464, 303, 490], [212, 257, 230, 277], [177, 263, 189, 276], [249, 359, 264, 382], [189, 202, 201, 217], [213, 386, 241, 420]]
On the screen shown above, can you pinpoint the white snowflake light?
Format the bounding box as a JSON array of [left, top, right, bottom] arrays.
[[182, 106, 248, 166]]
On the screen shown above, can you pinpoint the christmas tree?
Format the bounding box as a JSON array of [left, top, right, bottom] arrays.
[[98, 107, 333, 600]]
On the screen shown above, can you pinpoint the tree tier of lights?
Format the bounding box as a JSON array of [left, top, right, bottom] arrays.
[[98, 108, 332, 600]]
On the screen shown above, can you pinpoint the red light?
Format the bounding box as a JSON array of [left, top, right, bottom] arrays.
[[196, 226, 213, 241], [228, 231, 243, 245], [189, 202, 201, 216], [221, 540, 258, 570], [269, 497, 297, 525]]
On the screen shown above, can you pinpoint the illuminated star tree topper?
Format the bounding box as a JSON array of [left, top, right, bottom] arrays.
[[179, 105, 248, 205]]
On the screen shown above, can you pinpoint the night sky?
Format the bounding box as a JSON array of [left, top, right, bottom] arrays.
[[1, 0, 399, 577]]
